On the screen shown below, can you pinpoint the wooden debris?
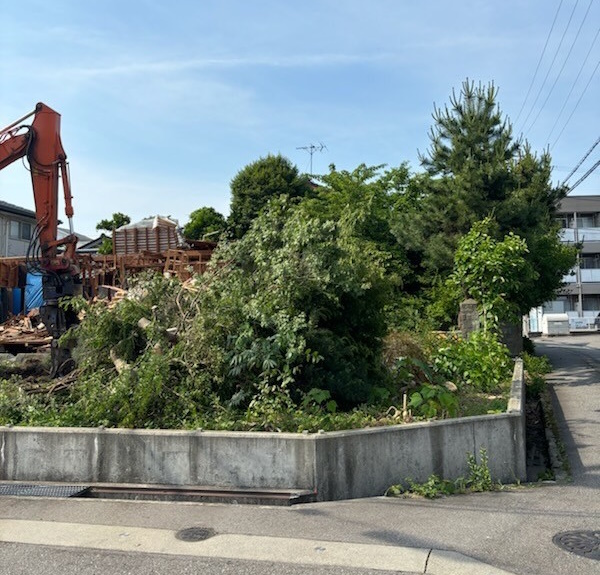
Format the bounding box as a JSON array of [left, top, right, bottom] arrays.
[[21, 369, 79, 395], [109, 348, 131, 375], [0, 313, 51, 348]]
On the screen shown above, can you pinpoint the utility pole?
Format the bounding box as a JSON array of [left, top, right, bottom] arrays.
[[296, 142, 327, 175]]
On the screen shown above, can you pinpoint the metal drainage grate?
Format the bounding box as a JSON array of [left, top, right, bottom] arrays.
[[0, 484, 89, 498], [175, 527, 216, 542], [553, 530, 600, 560]]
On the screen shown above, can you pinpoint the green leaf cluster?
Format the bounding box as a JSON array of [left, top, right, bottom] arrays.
[[386, 448, 498, 498], [450, 217, 534, 330], [432, 331, 513, 392], [391, 80, 576, 324], [523, 352, 552, 398], [19, 198, 392, 429], [183, 207, 226, 240], [228, 154, 313, 238], [185, 198, 391, 408]]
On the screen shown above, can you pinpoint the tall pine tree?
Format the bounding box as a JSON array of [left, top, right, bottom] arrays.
[[392, 79, 575, 318]]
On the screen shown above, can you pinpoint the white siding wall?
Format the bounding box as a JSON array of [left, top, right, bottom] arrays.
[[0, 213, 36, 257]]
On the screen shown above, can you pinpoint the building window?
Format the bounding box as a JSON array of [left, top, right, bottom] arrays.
[[580, 255, 600, 269], [9, 220, 32, 241], [568, 213, 599, 228], [544, 296, 578, 313], [583, 295, 600, 311]]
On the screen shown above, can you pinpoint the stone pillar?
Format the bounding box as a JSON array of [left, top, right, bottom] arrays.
[[500, 321, 523, 357], [458, 299, 479, 339]]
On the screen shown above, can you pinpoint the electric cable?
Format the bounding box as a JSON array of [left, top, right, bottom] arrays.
[[568, 157, 600, 192], [563, 136, 600, 183], [514, 0, 564, 127], [525, 0, 595, 133], [518, 0, 580, 134], [547, 25, 600, 143]]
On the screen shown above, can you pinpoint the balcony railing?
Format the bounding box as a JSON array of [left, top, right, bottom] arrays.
[[563, 269, 600, 283], [560, 228, 600, 242]]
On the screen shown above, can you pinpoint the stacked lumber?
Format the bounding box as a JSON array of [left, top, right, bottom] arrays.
[[163, 249, 213, 280]]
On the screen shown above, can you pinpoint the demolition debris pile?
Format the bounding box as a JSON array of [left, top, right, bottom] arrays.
[[0, 311, 51, 351]]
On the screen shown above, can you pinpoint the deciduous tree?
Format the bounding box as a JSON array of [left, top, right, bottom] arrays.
[[96, 212, 131, 255], [228, 154, 312, 237], [183, 207, 226, 240]]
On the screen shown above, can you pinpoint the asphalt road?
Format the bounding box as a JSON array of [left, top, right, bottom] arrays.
[[1, 334, 599, 575], [0, 543, 402, 575]]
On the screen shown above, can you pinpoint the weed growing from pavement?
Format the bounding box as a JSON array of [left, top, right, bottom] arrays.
[[539, 388, 571, 480], [385, 448, 501, 499]]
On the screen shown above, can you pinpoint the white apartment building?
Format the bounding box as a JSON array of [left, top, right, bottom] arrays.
[[532, 195, 600, 331]]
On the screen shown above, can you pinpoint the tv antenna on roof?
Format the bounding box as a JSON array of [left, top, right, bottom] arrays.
[[296, 142, 327, 175]]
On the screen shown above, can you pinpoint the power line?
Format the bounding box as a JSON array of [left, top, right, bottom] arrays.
[[563, 135, 600, 183], [518, 0, 580, 135], [546, 25, 600, 143], [514, 0, 564, 127], [568, 157, 600, 192], [551, 57, 600, 149], [525, 0, 594, 133]]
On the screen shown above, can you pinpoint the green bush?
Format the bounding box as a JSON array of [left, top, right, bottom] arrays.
[[31, 198, 392, 428], [432, 331, 513, 392], [0, 378, 31, 424], [182, 198, 391, 408], [522, 352, 552, 398]]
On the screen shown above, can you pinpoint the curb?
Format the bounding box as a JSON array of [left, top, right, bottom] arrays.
[[0, 516, 519, 574], [541, 386, 571, 482], [426, 549, 518, 574]]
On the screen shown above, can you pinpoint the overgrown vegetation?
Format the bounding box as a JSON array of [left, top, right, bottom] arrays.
[[523, 352, 552, 398], [386, 448, 499, 498], [0, 79, 573, 431]]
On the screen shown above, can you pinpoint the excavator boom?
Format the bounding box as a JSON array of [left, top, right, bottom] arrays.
[[0, 103, 77, 270], [0, 103, 81, 375]]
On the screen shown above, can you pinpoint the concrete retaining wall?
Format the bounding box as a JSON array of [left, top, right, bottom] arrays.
[[0, 361, 525, 501]]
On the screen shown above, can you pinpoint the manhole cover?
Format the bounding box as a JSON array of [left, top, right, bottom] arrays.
[[553, 530, 600, 560], [175, 527, 216, 542]]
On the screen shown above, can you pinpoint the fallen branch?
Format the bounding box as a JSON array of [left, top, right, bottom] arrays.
[[110, 348, 131, 375]]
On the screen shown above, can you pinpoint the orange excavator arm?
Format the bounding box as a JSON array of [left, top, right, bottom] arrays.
[[0, 103, 81, 375], [0, 102, 77, 271]]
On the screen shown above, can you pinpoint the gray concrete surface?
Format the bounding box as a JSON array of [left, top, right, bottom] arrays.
[[0, 361, 526, 500], [0, 336, 598, 574], [539, 335, 600, 489]]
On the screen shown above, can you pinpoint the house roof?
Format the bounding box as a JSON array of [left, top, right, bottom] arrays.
[[0, 200, 36, 220], [116, 215, 179, 230], [76, 234, 107, 253], [57, 228, 93, 242]]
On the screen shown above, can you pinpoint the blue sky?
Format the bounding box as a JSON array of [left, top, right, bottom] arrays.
[[1, 0, 598, 237]]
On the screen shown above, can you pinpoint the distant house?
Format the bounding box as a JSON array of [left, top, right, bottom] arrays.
[[0, 201, 36, 257], [76, 234, 108, 255], [0, 200, 95, 258], [57, 227, 93, 252]]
